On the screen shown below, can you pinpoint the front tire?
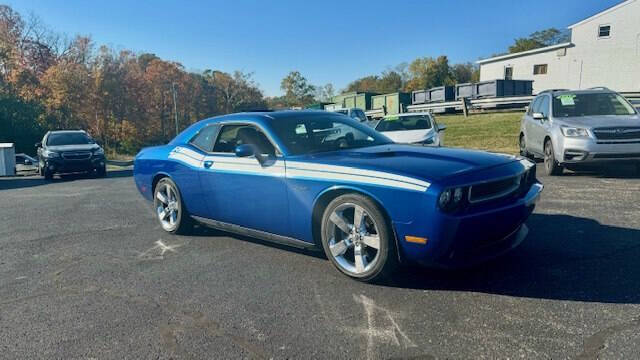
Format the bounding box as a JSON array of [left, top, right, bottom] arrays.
[[153, 178, 192, 235], [320, 194, 397, 282], [544, 139, 563, 176], [95, 165, 107, 178], [519, 133, 533, 159], [43, 167, 53, 180]]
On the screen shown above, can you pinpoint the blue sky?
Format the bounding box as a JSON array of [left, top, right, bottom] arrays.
[[8, 0, 621, 96]]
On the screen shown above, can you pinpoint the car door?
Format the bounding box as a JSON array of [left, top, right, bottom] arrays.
[[199, 123, 290, 235], [523, 97, 541, 154], [530, 95, 551, 154]]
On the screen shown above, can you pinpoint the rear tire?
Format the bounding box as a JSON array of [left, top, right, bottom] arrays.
[[544, 139, 563, 176], [153, 177, 192, 235], [320, 194, 397, 282]]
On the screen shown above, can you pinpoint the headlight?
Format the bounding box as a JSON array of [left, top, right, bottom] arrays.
[[439, 187, 467, 212], [561, 126, 590, 137], [93, 147, 104, 155], [421, 135, 435, 145], [42, 149, 59, 158]]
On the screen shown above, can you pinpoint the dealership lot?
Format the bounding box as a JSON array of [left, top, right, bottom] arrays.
[[1, 165, 639, 359]]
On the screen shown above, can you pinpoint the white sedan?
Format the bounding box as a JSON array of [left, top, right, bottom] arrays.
[[369, 112, 446, 146]]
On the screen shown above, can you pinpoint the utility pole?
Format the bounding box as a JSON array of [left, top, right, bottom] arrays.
[[171, 82, 178, 136]]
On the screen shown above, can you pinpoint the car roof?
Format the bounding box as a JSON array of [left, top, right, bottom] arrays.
[[538, 88, 617, 96], [384, 112, 431, 119], [47, 130, 87, 134], [204, 110, 347, 125]]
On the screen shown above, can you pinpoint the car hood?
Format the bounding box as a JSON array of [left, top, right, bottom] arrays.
[[381, 129, 435, 143], [288, 144, 522, 184], [555, 114, 640, 128], [46, 144, 101, 152]]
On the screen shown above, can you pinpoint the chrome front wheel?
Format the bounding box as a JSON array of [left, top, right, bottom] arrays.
[[321, 194, 396, 282]]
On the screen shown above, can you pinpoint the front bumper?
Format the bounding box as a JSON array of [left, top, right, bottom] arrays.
[[397, 182, 543, 268], [45, 156, 106, 174], [558, 136, 640, 163]]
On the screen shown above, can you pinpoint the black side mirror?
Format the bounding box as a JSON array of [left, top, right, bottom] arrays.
[[437, 124, 447, 132], [35, 142, 42, 148], [24, 159, 32, 165]]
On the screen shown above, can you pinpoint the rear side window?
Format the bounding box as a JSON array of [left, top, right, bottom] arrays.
[[189, 125, 219, 152]]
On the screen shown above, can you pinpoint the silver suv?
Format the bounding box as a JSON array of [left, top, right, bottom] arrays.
[[520, 88, 640, 175]]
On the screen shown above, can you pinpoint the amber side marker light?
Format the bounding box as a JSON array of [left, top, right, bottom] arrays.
[[405, 236, 428, 244]]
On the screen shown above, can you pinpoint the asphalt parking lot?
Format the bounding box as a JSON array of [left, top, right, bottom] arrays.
[[1, 164, 639, 359]]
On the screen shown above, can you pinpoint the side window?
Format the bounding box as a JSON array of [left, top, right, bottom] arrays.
[[189, 125, 219, 152], [539, 96, 550, 118], [213, 124, 276, 156], [529, 97, 542, 115]]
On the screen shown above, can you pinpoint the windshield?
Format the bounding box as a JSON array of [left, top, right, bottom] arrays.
[[552, 93, 637, 117], [376, 115, 432, 132], [269, 116, 392, 155], [46, 132, 93, 146]]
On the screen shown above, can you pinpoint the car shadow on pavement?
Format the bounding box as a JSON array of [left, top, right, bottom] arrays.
[[0, 169, 133, 190], [386, 213, 640, 304], [187, 224, 326, 259], [562, 164, 639, 179]]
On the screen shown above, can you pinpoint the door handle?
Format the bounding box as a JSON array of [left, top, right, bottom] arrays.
[[203, 160, 213, 169]]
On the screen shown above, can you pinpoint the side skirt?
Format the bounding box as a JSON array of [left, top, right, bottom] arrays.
[[190, 215, 317, 250]]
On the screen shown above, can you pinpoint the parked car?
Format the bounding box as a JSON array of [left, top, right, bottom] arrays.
[[329, 108, 368, 122], [36, 130, 107, 179], [134, 111, 542, 282], [15, 153, 38, 173], [520, 88, 640, 175], [368, 112, 446, 146]]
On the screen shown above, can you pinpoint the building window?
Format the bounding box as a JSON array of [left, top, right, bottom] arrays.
[[504, 66, 513, 80], [598, 25, 611, 38], [533, 64, 548, 75]]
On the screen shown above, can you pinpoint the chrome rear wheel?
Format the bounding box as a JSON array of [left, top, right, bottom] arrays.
[[153, 178, 191, 234]]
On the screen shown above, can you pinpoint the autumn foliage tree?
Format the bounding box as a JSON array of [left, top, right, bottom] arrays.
[[0, 4, 265, 155]]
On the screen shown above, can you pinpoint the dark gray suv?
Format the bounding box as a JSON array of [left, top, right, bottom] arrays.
[[520, 88, 640, 175], [36, 130, 106, 179]]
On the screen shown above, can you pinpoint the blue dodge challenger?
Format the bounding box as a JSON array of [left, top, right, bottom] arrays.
[[134, 110, 543, 281]]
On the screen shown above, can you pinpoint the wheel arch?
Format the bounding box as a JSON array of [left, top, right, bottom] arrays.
[[310, 185, 402, 263], [151, 172, 173, 195]]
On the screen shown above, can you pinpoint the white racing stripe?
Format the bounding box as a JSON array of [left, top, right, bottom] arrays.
[[286, 161, 431, 189], [287, 168, 428, 192], [168, 147, 429, 192]]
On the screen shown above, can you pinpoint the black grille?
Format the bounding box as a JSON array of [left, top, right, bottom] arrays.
[[593, 127, 640, 140], [469, 176, 520, 203], [593, 153, 640, 159], [62, 151, 91, 160]]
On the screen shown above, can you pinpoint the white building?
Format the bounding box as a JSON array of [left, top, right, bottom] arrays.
[[477, 0, 640, 94]]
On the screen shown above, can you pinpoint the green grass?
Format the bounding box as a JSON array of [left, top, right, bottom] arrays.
[[435, 112, 523, 154]]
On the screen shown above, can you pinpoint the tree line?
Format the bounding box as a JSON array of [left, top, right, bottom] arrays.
[[0, 5, 265, 155]]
